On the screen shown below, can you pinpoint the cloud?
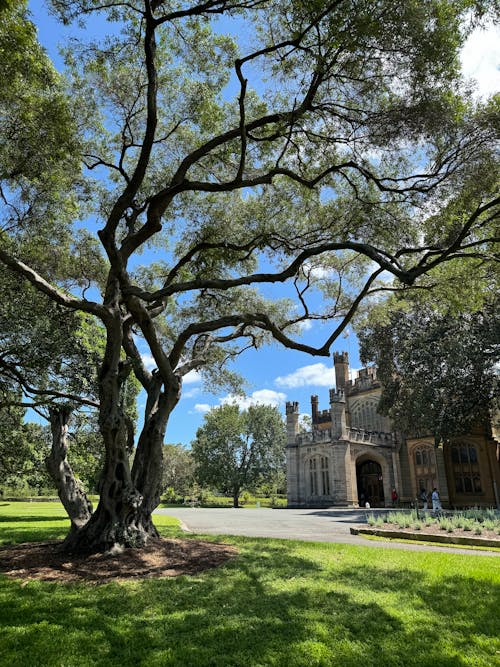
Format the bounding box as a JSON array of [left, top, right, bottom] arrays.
[[183, 370, 202, 384], [193, 403, 211, 414], [182, 387, 202, 400], [141, 353, 157, 371], [221, 389, 287, 410], [461, 25, 500, 98], [275, 363, 335, 389], [302, 262, 335, 280]]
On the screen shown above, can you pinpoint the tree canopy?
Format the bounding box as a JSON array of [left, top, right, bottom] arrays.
[[191, 403, 286, 507], [358, 280, 500, 442], [0, 0, 498, 552]]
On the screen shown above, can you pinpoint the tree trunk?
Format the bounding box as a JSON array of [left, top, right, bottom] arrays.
[[132, 379, 179, 532], [62, 377, 156, 553], [46, 406, 93, 541], [233, 488, 240, 508]]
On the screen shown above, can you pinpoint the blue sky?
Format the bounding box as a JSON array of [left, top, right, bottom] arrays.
[[27, 2, 500, 445]]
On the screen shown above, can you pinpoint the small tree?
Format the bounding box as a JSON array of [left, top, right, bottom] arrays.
[[192, 403, 286, 507], [162, 443, 195, 499]]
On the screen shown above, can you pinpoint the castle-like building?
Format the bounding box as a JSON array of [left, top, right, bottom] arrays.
[[286, 352, 500, 508]]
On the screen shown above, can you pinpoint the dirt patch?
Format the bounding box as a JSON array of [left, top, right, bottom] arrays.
[[0, 538, 238, 584]]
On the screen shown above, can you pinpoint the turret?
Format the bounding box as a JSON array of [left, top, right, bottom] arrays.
[[286, 401, 300, 441], [333, 351, 349, 391], [329, 387, 347, 438], [311, 395, 319, 423]]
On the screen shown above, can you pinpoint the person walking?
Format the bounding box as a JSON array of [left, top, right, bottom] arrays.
[[419, 488, 428, 510], [431, 487, 442, 512]]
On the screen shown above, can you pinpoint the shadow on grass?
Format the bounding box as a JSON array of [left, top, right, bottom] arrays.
[[0, 515, 67, 523], [0, 539, 499, 667], [0, 524, 69, 545]]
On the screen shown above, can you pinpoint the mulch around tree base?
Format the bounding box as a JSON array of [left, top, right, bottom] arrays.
[[0, 538, 238, 584]]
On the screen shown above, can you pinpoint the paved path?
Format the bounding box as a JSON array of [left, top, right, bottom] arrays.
[[155, 507, 499, 556]]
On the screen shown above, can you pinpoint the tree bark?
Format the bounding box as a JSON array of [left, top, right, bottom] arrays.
[[46, 406, 93, 540], [132, 377, 180, 532]]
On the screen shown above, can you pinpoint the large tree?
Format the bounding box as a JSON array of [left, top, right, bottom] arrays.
[[0, 0, 499, 552], [358, 289, 500, 442], [192, 403, 286, 507]]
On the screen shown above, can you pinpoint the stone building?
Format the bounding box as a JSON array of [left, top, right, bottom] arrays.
[[286, 352, 500, 508]]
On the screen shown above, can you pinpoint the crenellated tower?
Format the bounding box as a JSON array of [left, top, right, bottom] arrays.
[[329, 387, 347, 438], [333, 351, 349, 392], [286, 401, 300, 441]]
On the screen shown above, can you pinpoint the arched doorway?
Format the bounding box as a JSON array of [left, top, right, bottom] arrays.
[[357, 459, 385, 507]]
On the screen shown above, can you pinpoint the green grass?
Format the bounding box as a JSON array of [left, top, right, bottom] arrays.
[[1, 503, 499, 667]]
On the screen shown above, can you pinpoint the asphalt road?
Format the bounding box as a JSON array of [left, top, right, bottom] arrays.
[[154, 506, 499, 555]]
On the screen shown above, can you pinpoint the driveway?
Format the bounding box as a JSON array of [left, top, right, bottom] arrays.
[[154, 507, 499, 555]]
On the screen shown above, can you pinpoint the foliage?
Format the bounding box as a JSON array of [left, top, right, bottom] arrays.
[[161, 443, 195, 497], [358, 294, 499, 440], [191, 403, 286, 506], [0, 411, 53, 493], [0, 503, 500, 666], [0, 0, 499, 548], [373, 509, 500, 536]]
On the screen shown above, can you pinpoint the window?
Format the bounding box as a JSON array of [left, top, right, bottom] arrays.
[[413, 445, 436, 496], [309, 457, 330, 496], [320, 457, 330, 496], [309, 458, 318, 495], [451, 444, 482, 494]]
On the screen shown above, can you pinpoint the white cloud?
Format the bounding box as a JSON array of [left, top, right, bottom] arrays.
[[182, 387, 202, 400], [303, 262, 335, 280], [183, 369, 202, 384], [220, 389, 287, 410], [275, 363, 335, 389], [141, 353, 157, 371], [461, 25, 500, 97], [193, 403, 211, 414]]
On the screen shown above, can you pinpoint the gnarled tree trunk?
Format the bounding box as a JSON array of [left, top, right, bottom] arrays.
[[132, 380, 179, 532], [46, 406, 93, 543], [62, 359, 154, 553]]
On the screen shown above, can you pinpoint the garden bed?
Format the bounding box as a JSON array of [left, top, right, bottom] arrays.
[[353, 509, 500, 548]]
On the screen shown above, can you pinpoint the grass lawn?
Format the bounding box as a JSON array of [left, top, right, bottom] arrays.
[[0, 502, 499, 667]]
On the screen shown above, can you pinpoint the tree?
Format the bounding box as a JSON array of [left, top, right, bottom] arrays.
[[192, 403, 286, 507], [0, 407, 52, 494], [358, 293, 500, 442], [0, 0, 499, 552], [161, 444, 195, 498]]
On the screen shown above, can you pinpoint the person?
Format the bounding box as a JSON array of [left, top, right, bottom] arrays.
[[419, 488, 428, 510], [391, 488, 398, 506], [431, 487, 442, 512]]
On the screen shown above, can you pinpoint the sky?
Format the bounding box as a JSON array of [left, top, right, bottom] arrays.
[[27, 2, 500, 445]]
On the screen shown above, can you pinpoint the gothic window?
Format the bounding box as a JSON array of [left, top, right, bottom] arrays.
[[309, 458, 318, 495], [320, 456, 330, 496], [451, 444, 482, 494], [413, 444, 436, 495], [309, 457, 330, 496], [414, 446, 434, 467]]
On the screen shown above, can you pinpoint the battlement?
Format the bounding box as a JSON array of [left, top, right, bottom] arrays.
[[347, 365, 379, 394], [286, 401, 299, 415], [333, 351, 349, 364], [293, 426, 396, 448], [329, 387, 345, 403]]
